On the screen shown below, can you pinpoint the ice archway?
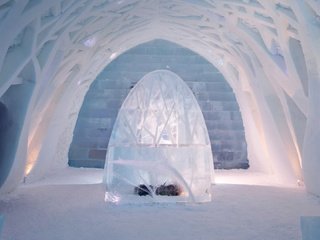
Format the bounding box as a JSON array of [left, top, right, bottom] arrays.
[[0, 0, 319, 197], [104, 70, 214, 203]]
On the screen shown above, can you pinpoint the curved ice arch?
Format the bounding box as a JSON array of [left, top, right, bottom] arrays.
[[104, 70, 214, 203]]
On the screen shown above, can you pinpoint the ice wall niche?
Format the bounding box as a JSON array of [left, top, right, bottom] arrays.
[[104, 70, 214, 204]]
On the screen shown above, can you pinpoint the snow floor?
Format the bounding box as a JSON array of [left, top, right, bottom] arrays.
[[1, 168, 320, 240]]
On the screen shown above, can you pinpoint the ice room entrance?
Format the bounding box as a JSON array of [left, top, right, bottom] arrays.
[[104, 70, 214, 203]]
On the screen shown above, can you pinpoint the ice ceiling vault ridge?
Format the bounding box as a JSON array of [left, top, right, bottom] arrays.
[[0, 0, 319, 195]]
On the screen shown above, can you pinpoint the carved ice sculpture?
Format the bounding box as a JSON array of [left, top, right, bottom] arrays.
[[104, 70, 214, 203]]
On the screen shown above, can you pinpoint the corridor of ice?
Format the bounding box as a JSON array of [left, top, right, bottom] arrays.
[[0, 0, 320, 238], [1, 0, 319, 196]]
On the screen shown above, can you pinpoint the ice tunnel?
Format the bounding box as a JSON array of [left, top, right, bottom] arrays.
[[104, 70, 214, 203], [0, 0, 320, 199]]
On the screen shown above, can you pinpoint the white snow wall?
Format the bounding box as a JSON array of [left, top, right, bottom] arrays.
[[0, 0, 319, 196]]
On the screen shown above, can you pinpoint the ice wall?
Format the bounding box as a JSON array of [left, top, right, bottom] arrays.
[[0, 83, 34, 188], [69, 39, 248, 170]]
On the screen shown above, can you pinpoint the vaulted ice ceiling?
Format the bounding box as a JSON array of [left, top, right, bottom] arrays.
[[0, 0, 319, 196]]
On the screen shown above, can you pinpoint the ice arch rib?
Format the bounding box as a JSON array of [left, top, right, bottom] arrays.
[[104, 70, 214, 203]]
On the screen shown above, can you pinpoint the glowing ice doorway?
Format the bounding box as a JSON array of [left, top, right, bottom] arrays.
[[104, 70, 214, 204]]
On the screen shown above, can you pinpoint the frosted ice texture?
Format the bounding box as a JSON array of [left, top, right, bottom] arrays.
[[104, 70, 214, 203]]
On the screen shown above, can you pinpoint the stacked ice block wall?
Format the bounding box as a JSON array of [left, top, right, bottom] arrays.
[[69, 39, 248, 169]]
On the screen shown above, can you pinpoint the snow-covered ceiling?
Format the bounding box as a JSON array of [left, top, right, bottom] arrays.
[[0, 0, 319, 196]]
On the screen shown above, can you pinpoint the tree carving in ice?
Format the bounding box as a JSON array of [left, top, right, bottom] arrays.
[[104, 70, 214, 203]]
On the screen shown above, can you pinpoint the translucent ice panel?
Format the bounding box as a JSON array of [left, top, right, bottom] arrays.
[[104, 70, 214, 203]]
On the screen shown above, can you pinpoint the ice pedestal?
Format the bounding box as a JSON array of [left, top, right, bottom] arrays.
[[104, 70, 214, 203], [105, 145, 213, 203]]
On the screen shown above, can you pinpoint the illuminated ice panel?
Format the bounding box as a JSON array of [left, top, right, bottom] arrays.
[[104, 70, 214, 203]]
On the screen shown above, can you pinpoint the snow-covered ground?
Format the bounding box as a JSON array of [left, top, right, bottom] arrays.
[[1, 169, 320, 240]]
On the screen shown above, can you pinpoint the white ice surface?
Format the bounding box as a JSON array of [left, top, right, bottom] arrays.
[[1, 168, 320, 240]]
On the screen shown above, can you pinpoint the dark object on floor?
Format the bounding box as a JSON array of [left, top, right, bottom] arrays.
[[155, 183, 182, 196], [134, 184, 153, 196], [134, 183, 183, 196]]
